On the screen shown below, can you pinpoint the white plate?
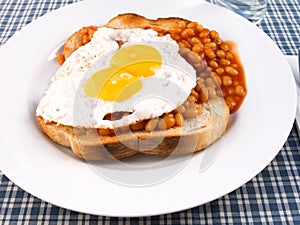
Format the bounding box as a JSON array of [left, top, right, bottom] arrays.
[[0, 0, 297, 217]]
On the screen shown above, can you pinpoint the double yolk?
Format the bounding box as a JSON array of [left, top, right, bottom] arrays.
[[84, 45, 162, 102]]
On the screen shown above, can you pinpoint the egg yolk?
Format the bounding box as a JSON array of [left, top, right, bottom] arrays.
[[84, 45, 162, 102]]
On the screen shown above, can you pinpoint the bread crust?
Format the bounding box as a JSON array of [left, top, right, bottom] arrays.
[[38, 99, 229, 160], [37, 14, 230, 160], [106, 13, 191, 30]]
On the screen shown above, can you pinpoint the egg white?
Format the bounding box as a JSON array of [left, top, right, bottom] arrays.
[[36, 27, 196, 128]]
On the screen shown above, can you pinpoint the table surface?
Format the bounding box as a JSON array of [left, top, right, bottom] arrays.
[[0, 0, 299, 224]]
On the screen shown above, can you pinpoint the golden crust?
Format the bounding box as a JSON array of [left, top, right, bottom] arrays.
[[106, 13, 191, 30], [38, 99, 229, 160]]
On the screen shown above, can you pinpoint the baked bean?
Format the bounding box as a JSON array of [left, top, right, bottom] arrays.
[[196, 24, 204, 32], [225, 97, 237, 111], [209, 60, 219, 68], [216, 68, 224, 75], [157, 119, 166, 130], [163, 113, 174, 119], [145, 118, 159, 132], [171, 33, 181, 41], [181, 28, 195, 38], [226, 52, 234, 60], [57, 54, 65, 65], [216, 50, 226, 59], [181, 41, 192, 49], [177, 22, 246, 113], [175, 113, 184, 126], [130, 121, 146, 131], [158, 116, 176, 130], [215, 38, 223, 45], [232, 63, 238, 68], [220, 43, 230, 51], [187, 22, 198, 28], [192, 43, 204, 53], [184, 40, 192, 48], [202, 38, 211, 44], [199, 29, 210, 38], [205, 42, 217, 49], [169, 28, 182, 34], [219, 58, 231, 66], [210, 30, 220, 40], [235, 85, 246, 96], [204, 48, 216, 59], [225, 66, 238, 76], [190, 37, 201, 44], [178, 42, 186, 48], [222, 76, 233, 86]]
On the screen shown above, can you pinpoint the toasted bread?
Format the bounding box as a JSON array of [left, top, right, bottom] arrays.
[[106, 13, 190, 31], [37, 14, 232, 160], [38, 98, 229, 160]]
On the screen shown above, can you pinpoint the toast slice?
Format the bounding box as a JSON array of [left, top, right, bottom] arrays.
[[38, 14, 231, 160]]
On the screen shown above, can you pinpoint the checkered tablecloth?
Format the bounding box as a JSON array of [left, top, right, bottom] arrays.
[[0, 0, 299, 224]]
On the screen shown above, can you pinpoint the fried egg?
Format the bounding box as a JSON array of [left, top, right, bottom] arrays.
[[36, 27, 196, 129]]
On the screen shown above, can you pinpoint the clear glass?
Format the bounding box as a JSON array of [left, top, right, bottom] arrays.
[[212, 0, 268, 23]]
